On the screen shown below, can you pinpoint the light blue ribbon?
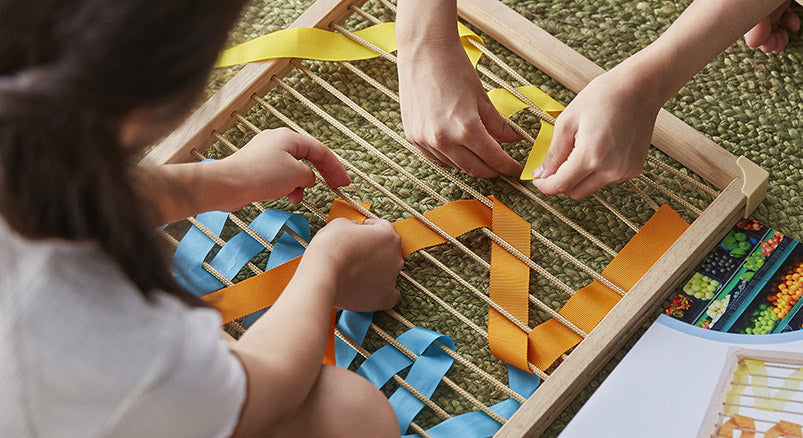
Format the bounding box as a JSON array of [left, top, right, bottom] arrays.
[[356, 327, 456, 434], [172, 205, 539, 438], [173, 211, 229, 295], [171, 207, 310, 327], [335, 311, 374, 368], [402, 365, 540, 437]]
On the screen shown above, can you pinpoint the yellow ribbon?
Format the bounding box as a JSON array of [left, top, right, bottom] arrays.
[[725, 359, 803, 414], [216, 22, 484, 67], [487, 86, 563, 120], [488, 85, 564, 180], [724, 360, 751, 416], [485, 85, 565, 180], [215, 21, 560, 181]]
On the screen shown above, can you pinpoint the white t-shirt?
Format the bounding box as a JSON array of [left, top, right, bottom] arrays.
[[0, 217, 246, 437]]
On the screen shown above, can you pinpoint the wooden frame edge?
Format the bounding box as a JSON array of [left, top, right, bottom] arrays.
[[139, 0, 367, 166], [696, 348, 742, 438]]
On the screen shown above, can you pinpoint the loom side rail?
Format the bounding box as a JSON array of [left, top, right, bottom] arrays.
[[139, 0, 367, 167], [697, 348, 744, 438]]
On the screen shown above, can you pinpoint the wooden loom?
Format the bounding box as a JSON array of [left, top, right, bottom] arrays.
[[141, 0, 770, 436], [699, 349, 803, 437]]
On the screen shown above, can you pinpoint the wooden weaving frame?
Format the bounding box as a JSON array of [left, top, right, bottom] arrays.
[[140, 0, 770, 436], [698, 348, 803, 437]]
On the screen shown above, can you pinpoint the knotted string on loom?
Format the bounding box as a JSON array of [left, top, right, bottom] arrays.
[[213, 21, 565, 179]]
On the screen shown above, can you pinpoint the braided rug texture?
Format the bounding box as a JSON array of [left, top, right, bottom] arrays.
[[197, 0, 802, 436]]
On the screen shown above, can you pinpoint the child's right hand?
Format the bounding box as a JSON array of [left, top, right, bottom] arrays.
[[303, 217, 403, 311]]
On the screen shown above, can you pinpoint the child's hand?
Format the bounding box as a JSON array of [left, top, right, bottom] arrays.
[[302, 218, 402, 311], [744, 0, 800, 53], [531, 67, 660, 200], [218, 128, 350, 209], [397, 41, 522, 178]]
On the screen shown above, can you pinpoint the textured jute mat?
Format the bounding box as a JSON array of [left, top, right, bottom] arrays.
[[195, 1, 802, 435]]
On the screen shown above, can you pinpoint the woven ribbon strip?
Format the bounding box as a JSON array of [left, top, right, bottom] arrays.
[[174, 207, 308, 306], [329, 196, 533, 370], [527, 204, 689, 369], [174, 200, 687, 434], [214, 22, 484, 69], [172, 207, 337, 365], [356, 327, 456, 432], [213, 21, 564, 180], [765, 421, 803, 438], [402, 364, 539, 438], [717, 414, 756, 438], [202, 199, 688, 372], [334, 313, 541, 436], [717, 417, 802, 438]]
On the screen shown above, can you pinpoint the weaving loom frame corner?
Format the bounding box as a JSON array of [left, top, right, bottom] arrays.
[[140, 0, 763, 436]]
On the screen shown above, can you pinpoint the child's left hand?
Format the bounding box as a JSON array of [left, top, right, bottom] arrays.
[[137, 128, 349, 224], [217, 128, 350, 210]]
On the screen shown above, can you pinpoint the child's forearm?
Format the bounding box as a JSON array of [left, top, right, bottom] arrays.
[[620, 0, 787, 107], [134, 161, 245, 225], [230, 253, 339, 434]]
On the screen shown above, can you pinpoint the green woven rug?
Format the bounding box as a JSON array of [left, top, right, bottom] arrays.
[[200, 1, 803, 436]]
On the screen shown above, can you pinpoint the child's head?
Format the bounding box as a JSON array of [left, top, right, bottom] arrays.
[[0, 0, 246, 300]]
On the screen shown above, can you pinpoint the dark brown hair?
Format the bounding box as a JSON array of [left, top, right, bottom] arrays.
[[0, 0, 247, 303]]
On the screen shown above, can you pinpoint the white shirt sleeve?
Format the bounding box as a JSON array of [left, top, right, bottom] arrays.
[[102, 296, 247, 438], [0, 222, 247, 438]]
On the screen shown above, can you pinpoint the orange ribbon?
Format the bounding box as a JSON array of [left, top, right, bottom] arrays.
[[204, 257, 336, 365], [488, 199, 531, 371], [527, 204, 689, 370], [717, 414, 757, 438], [203, 199, 688, 373], [766, 421, 803, 438], [329, 197, 532, 370]]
